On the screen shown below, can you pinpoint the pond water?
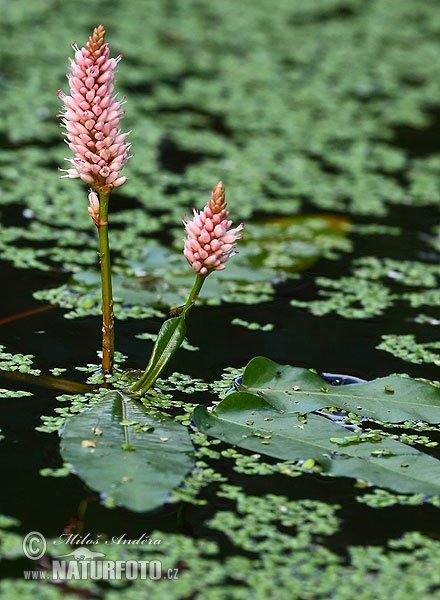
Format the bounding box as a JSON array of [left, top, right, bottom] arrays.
[[1, 1, 440, 598], [1, 200, 439, 596]]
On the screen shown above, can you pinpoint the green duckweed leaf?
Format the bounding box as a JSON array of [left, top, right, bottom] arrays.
[[60, 391, 194, 512], [377, 334, 440, 365], [235, 356, 440, 423], [290, 276, 395, 318], [193, 395, 440, 495]]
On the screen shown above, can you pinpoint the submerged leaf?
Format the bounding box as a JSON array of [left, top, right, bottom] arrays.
[[61, 391, 194, 512]]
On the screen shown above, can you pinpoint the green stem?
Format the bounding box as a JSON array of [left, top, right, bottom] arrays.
[[129, 273, 207, 395], [98, 192, 114, 374], [181, 273, 206, 317]]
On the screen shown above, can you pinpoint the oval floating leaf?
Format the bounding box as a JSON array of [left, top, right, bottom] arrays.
[[193, 394, 440, 495], [239, 356, 440, 423], [61, 392, 194, 512]]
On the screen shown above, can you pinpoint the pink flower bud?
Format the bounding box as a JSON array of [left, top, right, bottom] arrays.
[[183, 182, 244, 276], [87, 190, 100, 225]]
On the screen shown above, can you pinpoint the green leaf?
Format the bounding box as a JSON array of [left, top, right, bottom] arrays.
[[239, 356, 440, 423], [131, 316, 187, 394], [193, 396, 440, 495], [60, 392, 194, 512]]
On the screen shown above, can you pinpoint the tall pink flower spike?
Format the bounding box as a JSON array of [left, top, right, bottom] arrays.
[[57, 25, 130, 194], [183, 182, 244, 276]]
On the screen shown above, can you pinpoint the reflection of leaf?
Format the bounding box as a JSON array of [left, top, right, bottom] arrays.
[[61, 392, 194, 512], [238, 356, 440, 423], [193, 394, 440, 495]]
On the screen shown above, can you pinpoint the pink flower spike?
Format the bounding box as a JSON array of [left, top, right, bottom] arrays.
[[58, 25, 130, 194], [183, 182, 244, 276]]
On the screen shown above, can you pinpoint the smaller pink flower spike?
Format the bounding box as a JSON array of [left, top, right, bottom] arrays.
[[57, 25, 130, 194], [183, 182, 244, 276]]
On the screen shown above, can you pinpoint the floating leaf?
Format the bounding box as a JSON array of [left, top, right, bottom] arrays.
[[61, 392, 194, 512], [193, 394, 440, 495], [238, 356, 440, 423]]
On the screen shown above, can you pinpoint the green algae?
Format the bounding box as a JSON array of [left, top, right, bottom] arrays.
[[1, 0, 438, 332], [377, 334, 440, 365], [291, 256, 440, 319], [1, 0, 440, 597], [358, 488, 440, 509], [1, 0, 440, 265], [3, 497, 440, 599], [0, 346, 41, 377], [353, 257, 440, 287], [291, 276, 395, 318], [0, 389, 32, 398], [231, 318, 275, 332]]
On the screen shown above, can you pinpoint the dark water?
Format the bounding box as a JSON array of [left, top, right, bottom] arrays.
[[0, 202, 439, 577]]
